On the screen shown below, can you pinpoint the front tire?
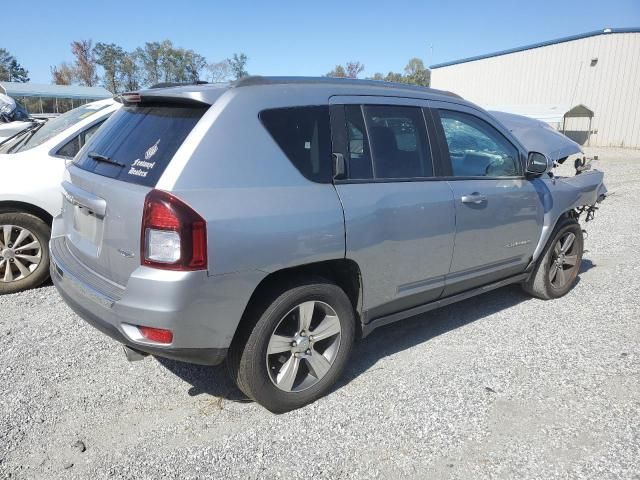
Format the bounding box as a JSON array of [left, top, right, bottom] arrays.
[[0, 212, 51, 295], [228, 278, 355, 413], [523, 217, 583, 300]]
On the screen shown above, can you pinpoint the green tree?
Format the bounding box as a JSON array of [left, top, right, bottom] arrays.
[[0, 49, 30, 82], [135, 41, 165, 86], [94, 42, 126, 93], [120, 53, 141, 91], [228, 53, 249, 80], [403, 58, 430, 87], [326, 65, 347, 78], [327, 61, 364, 79]]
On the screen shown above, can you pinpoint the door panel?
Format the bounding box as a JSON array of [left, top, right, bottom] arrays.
[[426, 102, 543, 296], [444, 179, 541, 295], [336, 182, 455, 317], [330, 97, 455, 320]]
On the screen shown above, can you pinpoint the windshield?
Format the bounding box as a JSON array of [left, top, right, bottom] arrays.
[[0, 102, 110, 154]]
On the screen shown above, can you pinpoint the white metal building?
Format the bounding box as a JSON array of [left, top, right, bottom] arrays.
[[430, 28, 640, 148]]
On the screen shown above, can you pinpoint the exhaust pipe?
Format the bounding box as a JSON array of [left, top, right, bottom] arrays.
[[123, 345, 149, 362]]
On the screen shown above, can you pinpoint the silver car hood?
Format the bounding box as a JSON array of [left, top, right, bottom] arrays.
[[489, 111, 582, 162]]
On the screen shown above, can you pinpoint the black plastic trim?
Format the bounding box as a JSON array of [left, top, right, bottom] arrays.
[[361, 272, 529, 336]]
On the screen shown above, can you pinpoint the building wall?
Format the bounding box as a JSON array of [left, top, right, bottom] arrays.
[[431, 32, 640, 148]]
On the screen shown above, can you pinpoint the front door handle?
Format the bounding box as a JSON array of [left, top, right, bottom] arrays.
[[461, 193, 488, 204]]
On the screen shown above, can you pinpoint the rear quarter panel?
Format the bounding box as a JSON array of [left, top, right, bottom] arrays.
[[161, 86, 346, 275]]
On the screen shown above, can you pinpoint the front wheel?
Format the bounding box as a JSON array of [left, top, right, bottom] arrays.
[[228, 279, 355, 413], [523, 217, 583, 300]]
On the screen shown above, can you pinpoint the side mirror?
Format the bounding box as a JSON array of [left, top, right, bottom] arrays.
[[526, 152, 552, 176]]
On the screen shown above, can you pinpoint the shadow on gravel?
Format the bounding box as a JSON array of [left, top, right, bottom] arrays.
[[336, 284, 532, 389], [155, 358, 250, 403], [155, 259, 594, 405]]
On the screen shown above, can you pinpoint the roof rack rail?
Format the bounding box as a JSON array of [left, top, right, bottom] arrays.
[[149, 81, 209, 89], [230, 76, 461, 98]]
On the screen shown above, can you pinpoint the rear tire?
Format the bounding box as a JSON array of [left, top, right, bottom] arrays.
[[523, 217, 583, 300], [228, 278, 355, 413], [0, 212, 51, 295]]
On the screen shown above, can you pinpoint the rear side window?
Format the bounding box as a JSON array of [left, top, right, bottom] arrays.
[[260, 106, 332, 183], [74, 104, 207, 187], [363, 105, 433, 179]]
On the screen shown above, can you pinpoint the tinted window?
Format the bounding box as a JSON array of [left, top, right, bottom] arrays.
[[56, 121, 105, 159], [363, 105, 433, 179], [345, 105, 373, 179], [438, 110, 520, 177], [75, 105, 207, 187], [260, 106, 331, 183], [0, 102, 109, 154]]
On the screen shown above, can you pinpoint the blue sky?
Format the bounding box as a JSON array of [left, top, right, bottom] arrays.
[[3, 0, 639, 84]]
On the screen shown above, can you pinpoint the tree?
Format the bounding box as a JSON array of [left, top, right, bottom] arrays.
[[326, 65, 347, 78], [0, 48, 30, 82], [228, 53, 249, 80], [71, 39, 98, 86], [135, 41, 164, 86], [94, 42, 126, 93], [403, 58, 430, 87], [206, 60, 232, 83], [51, 62, 75, 85], [327, 61, 364, 79], [345, 61, 365, 79], [120, 53, 141, 91]]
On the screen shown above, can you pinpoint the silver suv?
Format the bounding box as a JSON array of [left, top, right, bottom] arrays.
[[51, 77, 606, 412]]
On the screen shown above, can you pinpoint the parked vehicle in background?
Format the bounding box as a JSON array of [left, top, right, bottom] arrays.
[[0, 99, 119, 294], [50, 78, 606, 412]]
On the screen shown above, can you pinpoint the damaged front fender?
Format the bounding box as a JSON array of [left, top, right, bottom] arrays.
[[530, 169, 607, 264]]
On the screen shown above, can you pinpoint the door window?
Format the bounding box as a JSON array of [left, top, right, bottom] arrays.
[[363, 105, 433, 179], [56, 121, 105, 159], [344, 105, 374, 179], [437, 110, 520, 177]]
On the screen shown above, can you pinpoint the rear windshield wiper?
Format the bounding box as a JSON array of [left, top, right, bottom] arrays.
[[88, 151, 126, 168]]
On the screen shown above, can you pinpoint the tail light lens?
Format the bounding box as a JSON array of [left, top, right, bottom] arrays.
[[138, 325, 173, 344], [141, 189, 207, 271]]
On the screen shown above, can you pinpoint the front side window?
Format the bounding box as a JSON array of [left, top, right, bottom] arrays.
[[437, 110, 520, 177], [363, 105, 433, 179], [260, 106, 332, 183]]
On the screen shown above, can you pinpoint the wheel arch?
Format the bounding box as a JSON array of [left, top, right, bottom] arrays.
[[0, 200, 54, 226], [233, 258, 364, 346]]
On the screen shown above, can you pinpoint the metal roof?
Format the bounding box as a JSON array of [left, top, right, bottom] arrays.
[[430, 27, 640, 69], [0, 82, 112, 99]]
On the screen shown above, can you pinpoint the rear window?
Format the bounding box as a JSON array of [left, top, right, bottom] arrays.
[[260, 106, 332, 183], [74, 104, 207, 187]]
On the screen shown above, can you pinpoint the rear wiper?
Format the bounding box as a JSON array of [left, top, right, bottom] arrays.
[[88, 151, 126, 168]]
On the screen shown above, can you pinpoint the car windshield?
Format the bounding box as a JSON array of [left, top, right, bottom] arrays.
[[0, 102, 110, 154]]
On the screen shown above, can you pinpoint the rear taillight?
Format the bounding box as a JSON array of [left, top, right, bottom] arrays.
[[141, 189, 207, 271]]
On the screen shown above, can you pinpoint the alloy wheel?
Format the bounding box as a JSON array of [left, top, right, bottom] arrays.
[[266, 300, 342, 392], [0, 225, 42, 283], [549, 231, 579, 289]]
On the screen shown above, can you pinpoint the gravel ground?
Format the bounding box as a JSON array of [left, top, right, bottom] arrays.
[[1, 147, 639, 479]]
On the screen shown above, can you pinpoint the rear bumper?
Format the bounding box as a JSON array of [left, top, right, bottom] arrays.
[[50, 235, 264, 366]]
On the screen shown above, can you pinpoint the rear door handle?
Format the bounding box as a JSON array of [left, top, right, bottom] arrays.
[[460, 193, 488, 204]]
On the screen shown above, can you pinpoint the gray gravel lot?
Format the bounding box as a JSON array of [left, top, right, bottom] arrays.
[[1, 147, 639, 479]]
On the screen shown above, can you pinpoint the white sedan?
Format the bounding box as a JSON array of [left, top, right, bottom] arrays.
[[0, 98, 120, 294]]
